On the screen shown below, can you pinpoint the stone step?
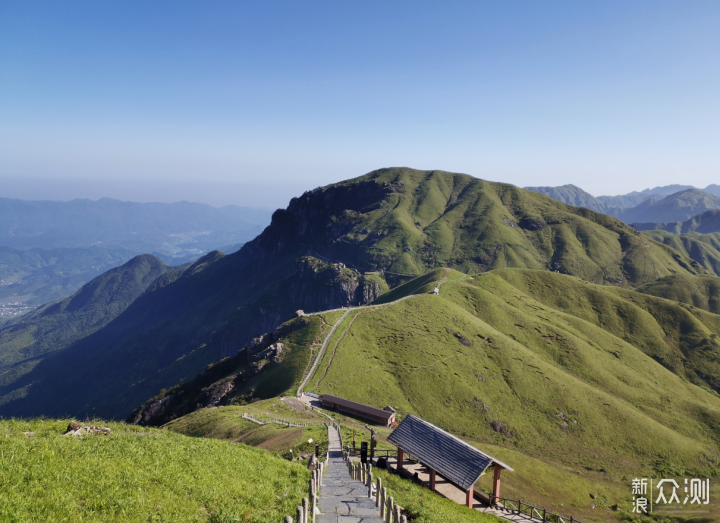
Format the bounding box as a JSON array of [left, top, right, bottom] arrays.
[[318, 427, 382, 523]]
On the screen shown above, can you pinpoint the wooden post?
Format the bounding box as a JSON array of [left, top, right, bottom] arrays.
[[284, 517, 292, 523], [296, 506, 303, 523], [429, 469, 436, 491], [492, 465, 502, 504], [466, 483, 474, 508], [400, 515, 407, 523], [302, 498, 308, 523], [386, 496, 394, 523], [397, 448, 404, 471], [394, 504, 401, 522], [380, 487, 387, 518], [368, 472, 373, 498], [376, 477, 382, 507]]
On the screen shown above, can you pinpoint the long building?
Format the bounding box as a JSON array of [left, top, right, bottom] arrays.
[[319, 394, 395, 425]]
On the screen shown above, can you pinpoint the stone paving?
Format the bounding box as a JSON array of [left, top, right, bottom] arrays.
[[317, 426, 382, 523]]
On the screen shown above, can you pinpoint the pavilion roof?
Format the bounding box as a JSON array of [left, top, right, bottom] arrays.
[[387, 414, 513, 491]]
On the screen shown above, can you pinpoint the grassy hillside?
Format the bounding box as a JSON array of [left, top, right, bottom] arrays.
[[164, 399, 331, 458], [328, 168, 704, 283], [0, 167, 707, 421], [641, 230, 720, 276], [300, 270, 720, 519], [132, 266, 720, 520], [636, 273, 720, 314], [0, 418, 309, 522], [164, 404, 503, 522]]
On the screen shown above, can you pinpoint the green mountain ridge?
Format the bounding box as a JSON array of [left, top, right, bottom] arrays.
[[0, 167, 708, 420], [641, 230, 720, 277], [130, 267, 720, 520], [637, 273, 720, 314]]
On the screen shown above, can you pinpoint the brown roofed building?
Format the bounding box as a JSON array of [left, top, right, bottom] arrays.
[[319, 394, 395, 425]]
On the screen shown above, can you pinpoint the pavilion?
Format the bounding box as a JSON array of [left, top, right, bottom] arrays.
[[387, 414, 513, 507]]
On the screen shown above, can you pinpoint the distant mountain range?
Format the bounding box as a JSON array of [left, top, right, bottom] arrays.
[[0, 197, 272, 253], [525, 184, 720, 226], [0, 198, 272, 308], [633, 209, 720, 234]]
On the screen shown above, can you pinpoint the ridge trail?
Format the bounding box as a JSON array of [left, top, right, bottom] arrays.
[[297, 272, 466, 396]]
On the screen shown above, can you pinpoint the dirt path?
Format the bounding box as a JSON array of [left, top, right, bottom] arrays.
[[316, 310, 364, 386], [297, 271, 468, 396]]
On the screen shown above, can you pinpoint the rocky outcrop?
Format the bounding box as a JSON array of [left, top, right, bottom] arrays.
[[242, 179, 404, 271], [127, 394, 177, 425], [129, 319, 309, 426], [286, 257, 381, 310]]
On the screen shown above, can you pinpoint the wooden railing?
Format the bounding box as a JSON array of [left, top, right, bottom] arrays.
[[242, 413, 324, 427], [346, 446, 398, 458], [494, 497, 584, 523]]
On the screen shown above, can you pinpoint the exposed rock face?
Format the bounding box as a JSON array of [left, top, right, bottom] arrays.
[[193, 380, 234, 408], [242, 179, 404, 272], [287, 257, 382, 310], [128, 318, 310, 426], [520, 217, 547, 231], [127, 394, 176, 425]]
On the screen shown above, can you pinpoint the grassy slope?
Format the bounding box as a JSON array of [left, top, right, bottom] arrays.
[[166, 404, 502, 523], [0, 418, 309, 523], [336, 168, 705, 285], [643, 230, 720, 276], [637, 274, 720, 315], [299, 270, 720, 520], [164, 400, 331, 459]]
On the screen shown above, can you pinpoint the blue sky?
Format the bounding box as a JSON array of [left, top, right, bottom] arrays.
[[1, 1, 719, 207]]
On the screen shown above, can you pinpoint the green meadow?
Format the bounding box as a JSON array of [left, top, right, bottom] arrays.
[[0, 418, 309, 523]]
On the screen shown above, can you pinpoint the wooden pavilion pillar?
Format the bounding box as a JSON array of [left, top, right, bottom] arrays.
[[466, 482, 475, 508], [492, 465, 502, 504], [429, 469, 436, 492], [397, 448, 404, 470]]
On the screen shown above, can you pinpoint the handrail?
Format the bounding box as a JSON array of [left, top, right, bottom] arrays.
[[495, 496, 584, 523], [242, 413, 324, 428]]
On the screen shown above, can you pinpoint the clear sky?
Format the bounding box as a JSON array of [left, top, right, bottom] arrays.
[[1, 1, 719, 208]]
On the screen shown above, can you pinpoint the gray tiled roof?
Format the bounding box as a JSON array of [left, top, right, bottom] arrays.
[[387, 414, 513, 491], [320, 395, 393, 420]]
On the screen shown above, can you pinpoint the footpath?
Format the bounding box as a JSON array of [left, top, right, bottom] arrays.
[[317, 426, 382, 523]]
